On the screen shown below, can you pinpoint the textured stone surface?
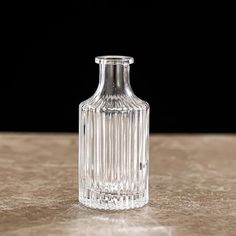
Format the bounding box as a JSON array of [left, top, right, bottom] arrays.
[[0, 133, 235, 236]]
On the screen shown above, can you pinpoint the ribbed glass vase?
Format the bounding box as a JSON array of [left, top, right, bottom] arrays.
[[79, 55, 149, 210]]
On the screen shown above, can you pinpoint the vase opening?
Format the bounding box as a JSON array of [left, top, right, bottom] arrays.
[[95, 55, 134, 65]]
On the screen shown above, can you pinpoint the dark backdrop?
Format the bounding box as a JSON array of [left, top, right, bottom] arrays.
[[1, 2, 235, 133]]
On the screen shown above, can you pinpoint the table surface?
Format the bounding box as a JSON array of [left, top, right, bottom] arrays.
[[0, 134, 235, 236]]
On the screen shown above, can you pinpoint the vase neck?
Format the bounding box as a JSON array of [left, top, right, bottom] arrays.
[[95, 56, 134, 96]]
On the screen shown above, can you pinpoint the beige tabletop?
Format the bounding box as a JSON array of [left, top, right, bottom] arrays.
[[0, 133, 235, 236]]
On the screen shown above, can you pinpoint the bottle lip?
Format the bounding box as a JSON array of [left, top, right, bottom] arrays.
[[95, 55, 134, 65]]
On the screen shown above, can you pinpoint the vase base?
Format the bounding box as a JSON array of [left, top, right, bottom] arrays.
[[79, 189, 148, 210]]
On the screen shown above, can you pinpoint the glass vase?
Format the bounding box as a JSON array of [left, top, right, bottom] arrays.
[[79, 55, 149, 210]]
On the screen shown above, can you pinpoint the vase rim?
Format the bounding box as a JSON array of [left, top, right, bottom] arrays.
[[95, 55, 134, 65]]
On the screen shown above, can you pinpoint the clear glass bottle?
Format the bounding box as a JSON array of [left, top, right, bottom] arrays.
[[79, 55, 149, 210]]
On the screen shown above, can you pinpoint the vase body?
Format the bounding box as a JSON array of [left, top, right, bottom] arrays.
[[79, 56, 149, 210]]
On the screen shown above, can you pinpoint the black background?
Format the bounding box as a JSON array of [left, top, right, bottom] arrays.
[[1, 2, 235, 133]]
